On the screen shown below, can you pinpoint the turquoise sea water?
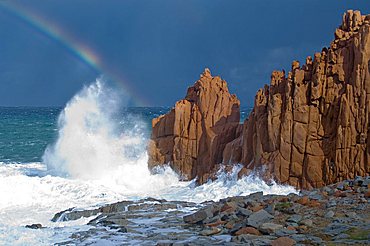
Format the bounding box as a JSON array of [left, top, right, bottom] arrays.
[[0, 107, 60, 163], [0, 107, 171, 164], [0, 107, 250, 164]]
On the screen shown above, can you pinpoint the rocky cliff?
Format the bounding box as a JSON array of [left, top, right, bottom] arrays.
[[224, 10, 370, 189], [148, 10, 370, 189], [148, 68, 241, 183]]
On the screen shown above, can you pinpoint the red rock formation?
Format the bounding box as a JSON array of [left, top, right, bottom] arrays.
[[224, 10, 370, 189], [148, 10, 370, 189], [148, 69, 240, 182]]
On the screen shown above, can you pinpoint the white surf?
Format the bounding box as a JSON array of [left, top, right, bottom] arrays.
[[0, 80, 297, 245]]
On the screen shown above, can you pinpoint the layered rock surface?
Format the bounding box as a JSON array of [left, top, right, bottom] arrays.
[[148, 68, 240, 182], [223, 10, 370, 189], [148, 10, 370, 189]]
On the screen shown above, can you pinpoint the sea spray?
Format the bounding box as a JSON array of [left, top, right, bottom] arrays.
[[43, 79, 121, 178], [42, 79, 182, 194], [41, 79, 297, 197]]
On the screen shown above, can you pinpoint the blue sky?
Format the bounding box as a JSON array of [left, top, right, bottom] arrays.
[[0, 0, 369, 107]]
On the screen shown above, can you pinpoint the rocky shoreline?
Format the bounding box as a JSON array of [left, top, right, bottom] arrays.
[[182, 176, 370, 245], [27, 176, 369, 245], [24, 10, 370, 245]]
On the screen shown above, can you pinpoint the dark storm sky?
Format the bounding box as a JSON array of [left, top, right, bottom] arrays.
[[0, 0, 369, 107]]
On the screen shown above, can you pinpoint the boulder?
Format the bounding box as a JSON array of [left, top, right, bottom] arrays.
[[183, 208, 213, 224], [247, 209, 274, 228]]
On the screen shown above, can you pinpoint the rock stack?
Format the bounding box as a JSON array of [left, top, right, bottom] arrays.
[[148, 10, 370, 189], [148, 68, 241, 183]]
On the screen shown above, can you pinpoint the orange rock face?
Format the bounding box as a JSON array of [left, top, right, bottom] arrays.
[[148, 10, 370, 189], [148, 68, 240, 182], [224, 10, 370, 189]]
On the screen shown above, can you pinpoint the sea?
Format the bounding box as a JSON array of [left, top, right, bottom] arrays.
[[0, 80, 297, 245]]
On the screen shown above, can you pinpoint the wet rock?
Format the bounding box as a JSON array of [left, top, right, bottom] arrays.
[[200, 227, 221, 236], [296, 196, 309, 206], [325, 210, 335, 218], [52, 200, 136, 222], [326, 200, 337, 208], [299, 219, 313, 227], [248, 192, 264, 201], [229, 220, 245, 232], [237, 207, 253, 217], [265, 204, 275, 215], [345, 212, 357, 218], [275, 228, 298, 237], [337, 182, 346, 191], [271, 237, 295, 246], [231, 234, 275, 245], [235, 227, 261, 236], [354, 176, 364, 186], [247, 209, 274, 228], [25, 224, 43, 229], [333, 217, 352, 223], [183, 209, 212, 224], [259, 223, 283, 234], [287, 214, 302, 223], [324, 223, 351, 236], [306, 235, 324, 245], [333, 233, 350, 240], [363, 176, 370, 187], [364, 191, 370, 198], [51, 207, 75, 222], [156, 241, 174, 246], [89, 214, 129, 230], [307, 191, 324, 200]]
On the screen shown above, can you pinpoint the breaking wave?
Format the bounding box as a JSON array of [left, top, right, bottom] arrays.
[[0, 79, 297, 245]]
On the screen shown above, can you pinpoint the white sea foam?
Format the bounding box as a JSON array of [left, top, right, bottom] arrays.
[[0, 80, 297, 245]]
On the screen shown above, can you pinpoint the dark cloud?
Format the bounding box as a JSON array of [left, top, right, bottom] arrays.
[[0, 0, 369, 106]]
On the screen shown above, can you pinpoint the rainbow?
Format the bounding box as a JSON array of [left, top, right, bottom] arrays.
[[0, 2, 149, 106]]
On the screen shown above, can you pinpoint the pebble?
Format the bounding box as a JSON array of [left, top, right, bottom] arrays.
[[345, 211, 357, 218], [200, 227, 221, 236], [325, 210, 335, 218], [299, 219, 313, 227], [287, 214, 302, 223], [275, 228, 297, 237], [271, 236, 295, 246]]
